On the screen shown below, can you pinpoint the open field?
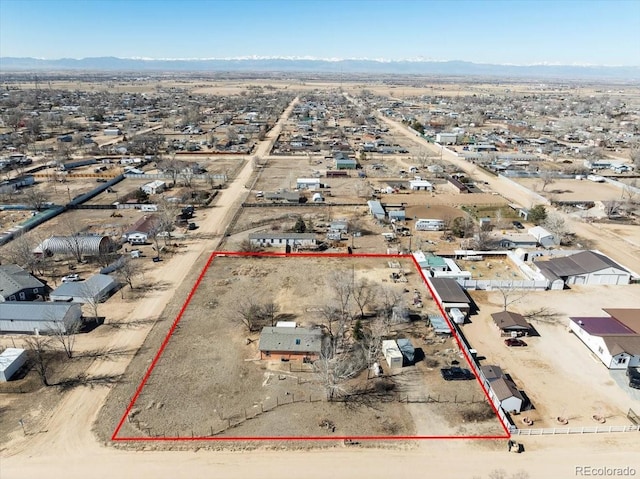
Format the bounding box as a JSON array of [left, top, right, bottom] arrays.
[[463, 285, 640, 431], [515, 177, 627, 202]]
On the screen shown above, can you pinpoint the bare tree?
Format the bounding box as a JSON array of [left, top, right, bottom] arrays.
[[602, 200, 622, 218], [543, 213, 570, 245], [351, 278, 376, 319], [494, 282, 527, 311], [80, 281, 108, 320], [50, 314, 81, 359], [539, 171, 555, 192], [261, 301, 280, 327], [375, 285, 402, 332], [116, 257, 142, 290], [314, 344, 366, 401], [158, 157, 184, 187], [24, 335, 53, 386], [237, 299, 263, 332], [23, 187, 50, 211]]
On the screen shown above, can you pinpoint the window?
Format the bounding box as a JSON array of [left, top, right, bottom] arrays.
[[295, 339, 301, 345], [19, 292, 26, 300], [33, 288, 39, 294], [598, 346, 604, 354], [617, 357, 627, 365]]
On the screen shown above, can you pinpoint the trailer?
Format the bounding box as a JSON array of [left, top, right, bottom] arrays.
[[0, 348, 27, 382], [415, 219, 445, 231], [382, 340, 403, 368]]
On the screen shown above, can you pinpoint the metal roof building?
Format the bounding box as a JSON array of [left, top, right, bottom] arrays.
[[49, 274, 118, 304], [0, 302, 82, 334], [0, 348, 27, 382], [33, 235, 115, 258], [534, 250, 631, 286], [367, 200, 386, 220]]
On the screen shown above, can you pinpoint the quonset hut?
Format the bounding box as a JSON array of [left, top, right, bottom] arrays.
[[33, 235, 115, 258]]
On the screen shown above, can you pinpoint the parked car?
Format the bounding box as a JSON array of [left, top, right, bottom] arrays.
[[440, 367, 474, 381], [505, 338, 527, 347], [512, 221, 524, 230], [152, 256, 162, 262], [627, 367, 640, 389], [61, 274, 80, 283], [187, 222, 197, 230]]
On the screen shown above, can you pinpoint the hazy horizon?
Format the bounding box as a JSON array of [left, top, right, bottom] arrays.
[[1, 0, 639, 67]]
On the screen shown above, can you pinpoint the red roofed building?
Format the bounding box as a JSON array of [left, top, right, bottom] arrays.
[[569, 309, 640, 369]]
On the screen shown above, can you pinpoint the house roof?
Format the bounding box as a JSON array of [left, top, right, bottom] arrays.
[[0, 302, 79, 322], [602, 336, 640, 356], [50, 274, 116, 300], [259, 327, 323, 354], [491, 376, 524, 403], [248, 233, 316, 241], [492, 311, 530, 331], [124, 215, 160, 236], [0, 264, 45, 297], [603, 309, 640, 334], [428, 278, 470, 304], [480, 364, 505, 381], [570, 316, 635, 336], [534, 250, 628, 277]]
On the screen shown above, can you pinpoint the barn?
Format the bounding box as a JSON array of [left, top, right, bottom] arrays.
[[0, 302, 82, 334], [33, 235, 115, 258], [534, 250, 631, 286]]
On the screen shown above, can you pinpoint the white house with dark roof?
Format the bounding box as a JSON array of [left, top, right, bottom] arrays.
[[534, 250, 632, 287], [569, 308, 640, 369]]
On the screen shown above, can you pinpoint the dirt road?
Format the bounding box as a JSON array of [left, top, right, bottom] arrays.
[[0, 98, 298, 472]]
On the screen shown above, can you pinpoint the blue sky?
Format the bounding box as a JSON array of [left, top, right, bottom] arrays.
[[1, 0, 639, 65]]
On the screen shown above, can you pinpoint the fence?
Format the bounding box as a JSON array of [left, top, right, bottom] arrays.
[[456, 279, 549, 291], [510, 425, 640, 436], [123, 173, 227, 181]]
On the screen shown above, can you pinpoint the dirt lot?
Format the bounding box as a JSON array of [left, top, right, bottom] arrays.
[[516, 177, 625, 202], [98, 255, 502, 442], [463, 285, 640, 430]]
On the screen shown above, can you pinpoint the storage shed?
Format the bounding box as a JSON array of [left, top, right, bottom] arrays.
[[382, 340, 403, 368], [0, 348, 27, 382], [0, 302, 82, 334], [396, 338, 415, 365], [33, 235, 115, 258], [367, 200, 386, 220]]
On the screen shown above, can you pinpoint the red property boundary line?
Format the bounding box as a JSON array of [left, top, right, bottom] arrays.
[[112, 251, 511, 442]]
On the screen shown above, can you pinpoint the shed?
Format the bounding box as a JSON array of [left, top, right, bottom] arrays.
[[0, 348, 27, 382], [382, 340, 403, 368], [409, 180, 433, 191], [480, 364, 525, 413], [0, 302, 82, 334], [388, 210, 406, 221], [396, 338, 415, 364], [528, 226, 557, 248], [428, 314, 453, 335], [49, 274, 117, 304], [491, 311, 531, 336]]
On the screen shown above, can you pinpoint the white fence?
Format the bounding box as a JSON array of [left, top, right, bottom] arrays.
[[511, 425, 640, 436], [457, 279, 549, 291], [124, 173, 227, 181]]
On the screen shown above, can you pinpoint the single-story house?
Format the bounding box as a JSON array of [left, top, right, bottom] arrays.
[[122, 215, 160, 244], [334, 152, 357, 170], [528, 226, 557, 248], [494, 233, 538, 250], [248, 233, 317, 248], [426, 277, 471, 317], [569, 308, 640, 369], [258, 326, 323, 361], [141, 180, 166, 195], [491, 311, 531, 336], [534, 250, 631, 287], [0, 264, 47, 302], [49, 274, 118, 304], [481, 364, 525, 413], [0, 302, 82, 334], [409, 179, 434, 191], [436, 133, 458, 145]]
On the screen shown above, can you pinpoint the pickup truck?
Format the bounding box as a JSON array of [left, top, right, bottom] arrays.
[[627, 366, 640, 389], [440, 367, 474, 381]]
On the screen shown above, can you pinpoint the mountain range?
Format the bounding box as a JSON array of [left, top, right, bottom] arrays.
[[1, 57, 638, 80]]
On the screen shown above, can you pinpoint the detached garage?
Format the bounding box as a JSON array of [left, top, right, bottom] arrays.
[[534, 250, 631, 286]]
